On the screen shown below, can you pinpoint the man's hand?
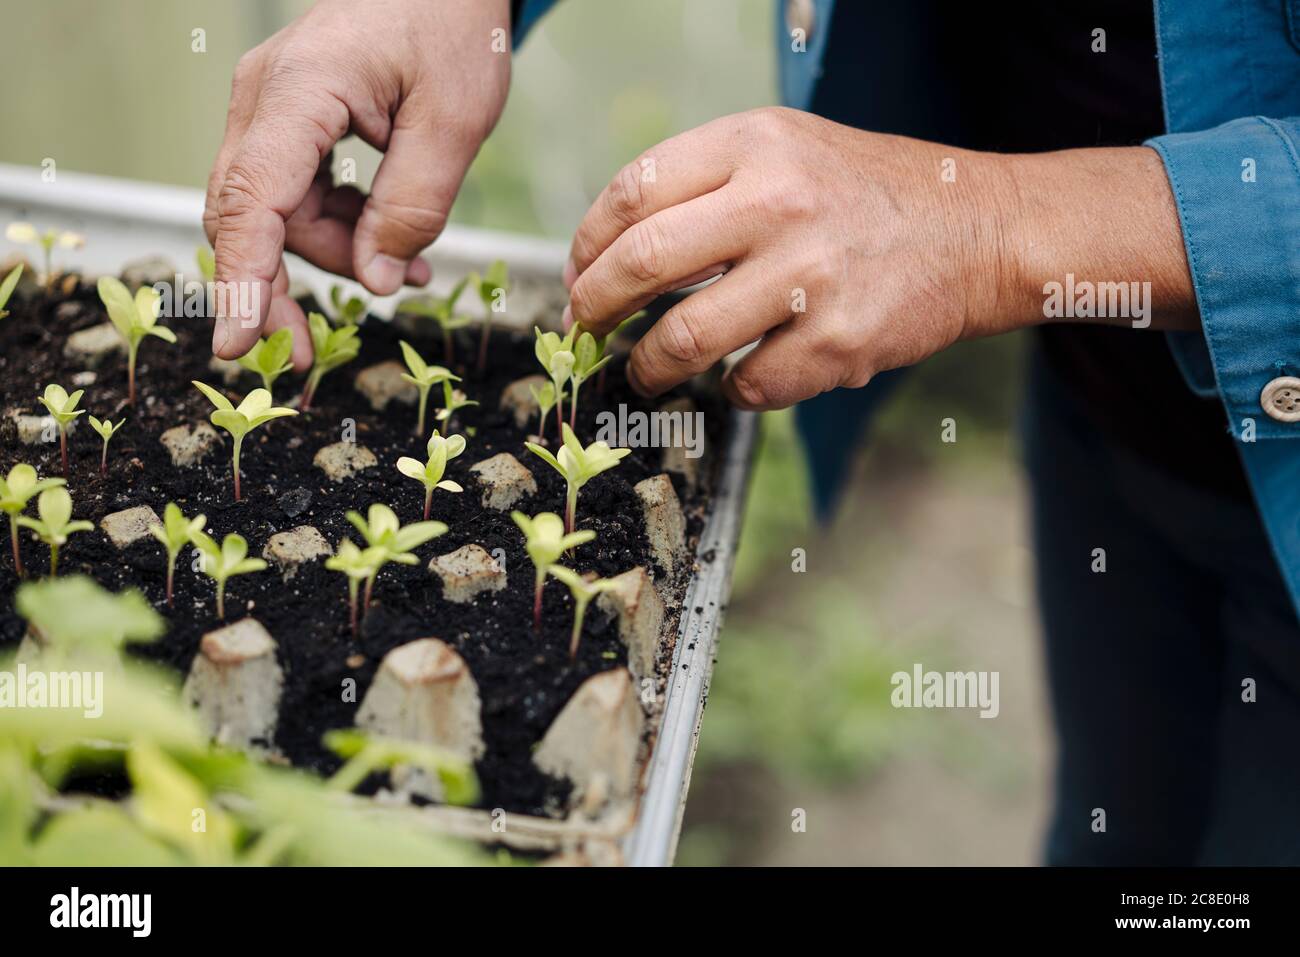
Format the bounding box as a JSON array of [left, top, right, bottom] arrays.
[[205, 0, 512, 369], [564, 107, 1196, 410]]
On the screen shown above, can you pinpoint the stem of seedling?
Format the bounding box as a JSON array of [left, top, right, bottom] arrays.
[[215, 580, 226, 620], [59, 428, 68, 477], [347, 579, 360, 635], [165, 555, 175, 607], [300, 372, 321, 411], [565, 485, 578, 535], [99, 440, 108, 476], [423, 487, 433, 521], [363, 574, 375, 613], [537, 407, 547, 442], [231, 436, 243, 502], [127, 346, 138, 406], [416, 389, 429, 437], [569, 380, 580, 429], [555, 399, 564, 439], [49, 543, 59, 577], [9, 518, 23, 579], [443, 329, 455, 366], [569, 596, 590, 660], [533, 569, 545, 631]]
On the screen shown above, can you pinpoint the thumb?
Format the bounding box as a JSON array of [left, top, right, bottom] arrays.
[[352, 120, 478, 295]]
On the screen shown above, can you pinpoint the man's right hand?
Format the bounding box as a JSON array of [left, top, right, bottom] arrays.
[[204, 0, 512, 369]]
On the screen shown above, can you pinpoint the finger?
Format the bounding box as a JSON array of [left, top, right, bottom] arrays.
[[567, 188, 753, 336], [211, 85, 350, 358], [259, 262, 314, 372], [567, 119, 740, 285], [626, 258, 789, 397], [351, 109, 474, 295], [721, 319, 844, 412], [203, 52, 263, 248]]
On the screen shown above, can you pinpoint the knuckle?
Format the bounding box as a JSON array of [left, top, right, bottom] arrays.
[[624, 222, 665, 285], [658, 307, 706, 367], [607, 161, 649, 225], [217, 164, 266, 219], [368, 196, 449, 243], [729, 370, 771, 409]]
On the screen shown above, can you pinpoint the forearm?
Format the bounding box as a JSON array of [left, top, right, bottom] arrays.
[[998, 146, 1200, 334]]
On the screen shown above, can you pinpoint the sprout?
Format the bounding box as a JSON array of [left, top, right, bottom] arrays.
[[396, 430, 466, 520], [329, 284, 368, 326], [534, 327, 576, 434], [568, 327, 613, 429], [97, 276, 178, 405], [5, 222, 84, 286], [511, 511, 595, 631], [469, 260, 508, 374], [525, 423, 631, 534], [190, 530, 266, 619], [301, 311, 360, 410], [86, 415, 126, 476], [528, 381, 563, 441], [324, 538, 383, 635], [15, 575, 163, 659], [435, 379, 478, 428], [0, 464, 65, 577], [235, 328, 295, 400], [398, 340, 459, 436], [396, 278, 470, 364], [148, 503, 206, 607], [192, 382, 298, 501], [324, 729, 478, 805], [16, 487, 93, 576], [196, 246, 216, 283], [345, 503, 447, 611], [546, 565, 620, 659], [0, 262, 22, 319], [37, 384, 85, 476]]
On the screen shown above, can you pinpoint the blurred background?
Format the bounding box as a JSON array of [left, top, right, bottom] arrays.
[[0, 0, 1048, 865]]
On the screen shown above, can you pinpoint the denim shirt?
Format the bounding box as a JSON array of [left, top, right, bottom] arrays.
[[518, 0, 1300, 618]]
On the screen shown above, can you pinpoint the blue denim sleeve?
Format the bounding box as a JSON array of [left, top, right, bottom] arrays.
[[1147, 116, 1300, 439], [514, 1, 558, 45]]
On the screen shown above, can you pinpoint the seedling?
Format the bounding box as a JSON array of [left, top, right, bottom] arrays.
[[329, 284, 368, 326], [97, 276, 178, 405], [396, 278, 470, 364], [396, 430, 466, 520], [5, 222, 84, 286], [196, 246, 216, 283], [0, 262, 21, 319], [436, 379, 478, 428], [148, 503, 206, 607], [345, 503, 447, 610], [511, 511, 595, 630], [469, 260, 508, 375], [525, 423, 631, 533], [86, 415, 126, 476], [324, 539, 383, 635], [568, 327, 613, 428], [17, 487, 93, 576], [398, 340, 459, 436], [534, 327, 576, 434], [15, 575, 163, 658], [546, 565, 620, 659], [37, 384, 85, 476], [325, 729, 478, 805], [192, 382, 298, 501], [301, 311, 360, 410], [0, 464, 65, 577], [529, 381, 563, 441], [236, 329, 294, 400], [190, 530, 266, 619]]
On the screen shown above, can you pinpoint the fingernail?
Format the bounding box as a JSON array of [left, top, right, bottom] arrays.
[[211, 317, 230, 355], [561, 304, 574, 331], [562, 257, 577, 289], [363, 253, 407, 294]]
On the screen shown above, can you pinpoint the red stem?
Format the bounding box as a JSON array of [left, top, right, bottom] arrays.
[[423, 489, 432, 521], [10, 520, 23, 579], [59, 430, 68, 477], [100, 444, 108, 476], [166, 562, 174, 607], [233, 463, 242, 502], [533, 578, 543, 631]]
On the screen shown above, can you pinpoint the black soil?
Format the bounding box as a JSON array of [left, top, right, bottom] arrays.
[[0, 273, 723, 816]]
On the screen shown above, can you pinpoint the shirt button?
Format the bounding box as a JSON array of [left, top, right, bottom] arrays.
[[1260, 376, 1300, 422], [786, 0, 816, 41]]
